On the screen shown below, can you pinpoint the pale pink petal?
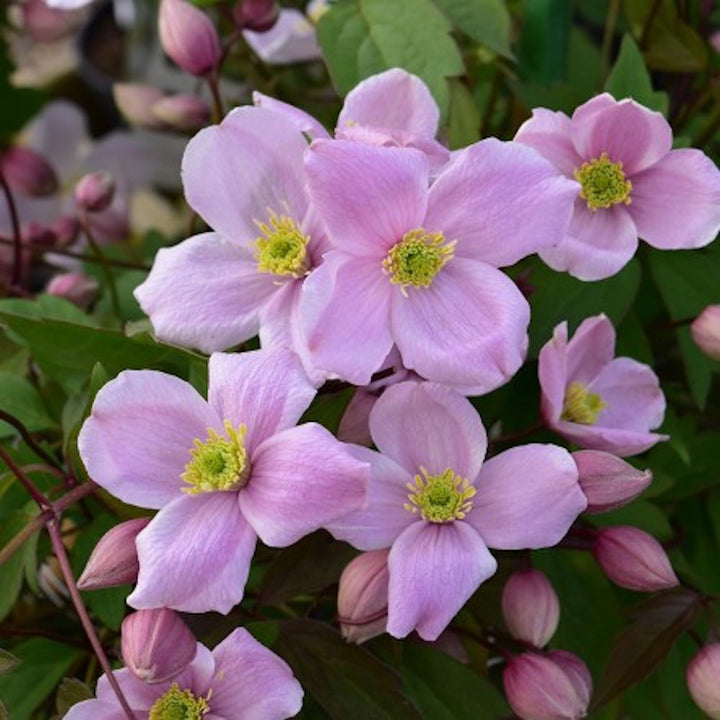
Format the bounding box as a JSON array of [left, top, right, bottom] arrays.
[[566, 314, 616, 383], [369, 381, 487, 479], [97, 667, 163, 708], [305, 140, 428, 256], [252, 91, 330, 139], [338, 68, 439, 138], [538, 322, 568, 425], [209, 629, 303, 719], [539, 200, 638, 281], [134, 232, 277, 354], [468, 445, 586, 549], [300, 252, 394, 385], [552, 420, 667, 457], [183, 106, 309, 242], [78, 371, 220, 509], [239, 423, 368, 546], [514, 108, 583, 176], [243, 8, 320, 64], [570, 93, 616, 126], [426, 139, 578, 267], [208, 349, 316, 455], [129, 493, 256, 613], [629, 149, 720, 249], [572, 97, 672, 175], [387, 522, 497, 641], [391, 258, 529, 394], [63, 701, 133, 719]]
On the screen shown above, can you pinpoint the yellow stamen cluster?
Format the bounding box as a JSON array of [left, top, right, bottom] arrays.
[[182, 420, 249, 494], [561, 381, 607, 425], [255, 213, 310, 278], [148, 683, 209, 720], [574, 152, 632, 211], [404, 467, 476, 523]]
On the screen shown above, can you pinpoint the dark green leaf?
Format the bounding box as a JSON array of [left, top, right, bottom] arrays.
[[0, 651, 18, 676], [0, 508, 38, 622], [447, 79, 481, 149], [432, 0, 513, 58], [0, 373, 56, 437], [56, 677, 93, 717], [516, 0, 572, 83]]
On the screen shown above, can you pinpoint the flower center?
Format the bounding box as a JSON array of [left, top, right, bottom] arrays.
[[149, 683, 209, 720], [382, 228, 455, 295], [574, 152, 632, 211], [182, 420, 249, 494], [404, 467, 475, 523], [255, 212, 309, 278], [561, 381, 606, 425]]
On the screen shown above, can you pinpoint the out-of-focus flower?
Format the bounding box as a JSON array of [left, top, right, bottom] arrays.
[[538, 315, 667, 456], [687, 643, 720, 719], [0, 146, 58, 197], [75, 171, 115, 213], [691, 305, 720, 361], [515, 93, 720, 280], [152, 94, 211, 133], [593, 526, 679, 592], [244, 6, 321, 64], [502, 569, 560, 648], [113, 83, 168, 131], [233, 0, 279, 32], [21, 0, 80, 42], [44, 0, 95, 9]]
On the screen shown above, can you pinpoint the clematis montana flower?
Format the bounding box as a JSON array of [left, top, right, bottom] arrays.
[[327, 381, 587, 640], [65, 627, 303, 719], [299, 138, 578, 393], [538, 314, 667, 456], [78, 348, 368, 613], [515, 93, 720, 280]]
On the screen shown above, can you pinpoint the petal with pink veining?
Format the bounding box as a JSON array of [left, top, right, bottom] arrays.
[[553, 420, 667, 458], [565, 314, 615, 384], [514, 108, 583, 176], [538, 322, 568, 425], [253, 90, 330, 139]]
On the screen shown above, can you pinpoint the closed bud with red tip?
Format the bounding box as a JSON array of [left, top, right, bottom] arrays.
[[687, 643, 720, 719], [159, 0, 221, 77], [691, 305, 720, 362], [75, 171, 115, 213], [502, 569, 559, 648], [1, 147, 58, 197]]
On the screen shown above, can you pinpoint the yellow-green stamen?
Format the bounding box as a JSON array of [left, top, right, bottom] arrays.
[[255, 212, 309, 278], [182, 420, 249, 494], [404, 467, 475, 523], [561, 381, 607, 425], [382, 228, 455, 295], [574, 152, 632, 211], [148, 683, 209, 720]]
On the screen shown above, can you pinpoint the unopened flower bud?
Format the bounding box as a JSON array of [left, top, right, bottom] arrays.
[[77, 517, 150, 590], [337, 389, 377, 446], [121, 608, 197, 683], [691, 305, 720, 361], [151, 94, 211, 133], [502, 569, 559, 648], [548, 650, 593, 710], [159, 0, 221, 77], [593, 526, 678, 592], [233, 0, 279, 31], [75, 172, 115, 213], [687, 643, 720, 719], [113, 83, 167, 130], [1, 147, 58, 197], [503, 651, 591, 720], [46, 272, 98, 310], [573, 451, 651, 514], [52, 215, 80, 246], [338, 550, 389, 644]]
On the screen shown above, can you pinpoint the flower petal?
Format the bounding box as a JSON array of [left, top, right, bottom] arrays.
[[514, 108, 584, 176], [629, 148, 720, 249], [243, 8, 320, 64], [208, 628, 303, 719], [78, 370, 220, 509], [538, 322, 568, 425], [253, 91, 330, 139], [239, 423, 369, 547], [208, 348, 316, 456], [553, 420, 667, 458], [566, 314, 616, 384], [369, 381, 487, 479], [468, 444, 586, 549], [391, 258, 529, 394], [134, 232, 277, 353], [387, 522, 497, 640], [63, 701, 131, 720], [129, 493, 256, 613], [425, 139, 578, 267]]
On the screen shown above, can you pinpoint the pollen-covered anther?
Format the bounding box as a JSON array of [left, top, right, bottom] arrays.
[[382, 228, 455, 295], [255, 212, 310, 278], [574, 152, 632, 211], [561, 381, 607, 425], [149, 682, 209, 720], [182, 420, 249, 494], [404, 467, 475, 523]]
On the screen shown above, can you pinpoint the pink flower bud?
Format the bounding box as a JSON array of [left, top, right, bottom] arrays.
[[503, 651, 591, 720], [52, 215, 80, 246], [337, 389, 377, 446], [159, 0, 221, 77], [338, 549, 389, 644], [233, 0, 279, 31], [593, 526, 679, 592], [573, 450, 651, 514], [46, 272, 98, 310], [151, 94, 211, 133], [691, 305, 720, 361], [687, 643, 720, 719], [121, 608, 197, 683], [77, 517, 150, 590], [75, 171, 115, 213], [547, 650, 593, 710], [502, 569, 560, 648], [1, 147, 58, 197], [113, 83, 167, 130], [23, 221, 57, 247]]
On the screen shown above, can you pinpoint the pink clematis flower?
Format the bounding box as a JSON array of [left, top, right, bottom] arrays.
[[538, 314, 667, 456], [327, 381, 587, 640], [515, 93, 720, 280], [65, 627, 303, 719], [299, 138, 578, 393], [78, 348, 368, 613]]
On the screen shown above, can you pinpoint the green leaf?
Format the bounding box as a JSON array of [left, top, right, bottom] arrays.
[[317, 0, 464, 119], [0, 651, 18, 676], [605, 34, 669, 114], [0, 509, 38, 622], [431, 0, 512, 58], [516, 0, 572, 83], [0, 373, 55, 437], [55, 678, 93, 717], [446, 79, 481, 149]]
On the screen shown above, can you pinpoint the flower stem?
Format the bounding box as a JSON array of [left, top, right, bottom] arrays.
[[0, 171, 24, 287]]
